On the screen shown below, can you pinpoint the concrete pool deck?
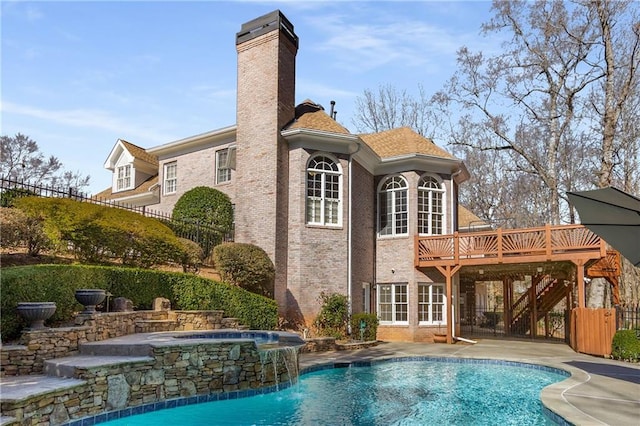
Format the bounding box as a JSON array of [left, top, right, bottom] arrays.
[[1, 337, 638, 425], [299, 338, 640, 426]]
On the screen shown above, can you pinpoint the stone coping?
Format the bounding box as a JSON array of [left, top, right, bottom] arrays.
[[0, 375, 87, 403], [80, 329, 305, 350]]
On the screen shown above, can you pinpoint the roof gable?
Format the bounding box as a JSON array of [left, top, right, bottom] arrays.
[[120, 140, 158, 166], [104, 139, 158, 171]]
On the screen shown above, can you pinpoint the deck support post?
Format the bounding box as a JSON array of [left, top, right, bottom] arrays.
[[572, 259, 586, 308], [503, 277, 512, 337], [436, 264, 461, 344]]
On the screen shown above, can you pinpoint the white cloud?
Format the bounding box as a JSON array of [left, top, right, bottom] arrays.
[[1, 101, 172, 143]]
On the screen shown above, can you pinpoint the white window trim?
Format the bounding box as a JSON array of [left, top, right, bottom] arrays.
[[418, 174, 446, 236], [305, 153, 342, 227], [115, 164, 133, 192], [377, 175, 409, 237], [216, 147, 235, 184], [163, 162, 177, 195], [418, 283, 447, 326], [377, 283, 409, 325]]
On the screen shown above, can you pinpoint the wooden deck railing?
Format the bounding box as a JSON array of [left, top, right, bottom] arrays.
[[415, 224, 606, 268]]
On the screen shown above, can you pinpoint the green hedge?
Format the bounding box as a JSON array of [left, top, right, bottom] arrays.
[[611, 329, 640, 362], [1, 265, 278, 342]]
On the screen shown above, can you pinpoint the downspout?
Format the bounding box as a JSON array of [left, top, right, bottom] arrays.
[[450, 168, 463, 341], [347, 142, 362, 335]]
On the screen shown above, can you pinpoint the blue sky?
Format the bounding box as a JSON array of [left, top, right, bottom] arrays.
[[2, 1, 499, 195]]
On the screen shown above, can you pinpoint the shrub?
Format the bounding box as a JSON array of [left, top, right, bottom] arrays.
[[350, 313, 379, 341], [0, 207, 51, 255], [177, 237, 204, 272], [1, 264, 278, 341], [313, 292, 349, 339], [213, 243, 275, 297], [14, 197, 185, 267], [172, 186, 234, 256], [0, 187, 36, 207], [611, 329, 640, 362]]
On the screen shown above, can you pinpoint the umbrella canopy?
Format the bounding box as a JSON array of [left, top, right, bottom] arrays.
[[567, 187, 640, 267]]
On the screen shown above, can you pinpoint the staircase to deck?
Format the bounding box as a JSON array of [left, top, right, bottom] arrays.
[[510, 275, 568, 336]]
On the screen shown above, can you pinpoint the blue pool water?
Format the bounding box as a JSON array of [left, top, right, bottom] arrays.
[[99, 359, 567, 425]]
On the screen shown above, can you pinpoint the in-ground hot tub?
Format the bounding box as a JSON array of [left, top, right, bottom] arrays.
[[172, 330, 305, 347]]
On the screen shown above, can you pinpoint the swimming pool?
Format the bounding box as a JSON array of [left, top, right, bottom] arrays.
[[95, 358, 567, 425]]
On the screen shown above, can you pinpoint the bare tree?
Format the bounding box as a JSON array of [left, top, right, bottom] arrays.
[[0, 133, 90, 190], [437, 1, 602, 225], [587, 0, 640, 188], [351, 84, 442, 137]]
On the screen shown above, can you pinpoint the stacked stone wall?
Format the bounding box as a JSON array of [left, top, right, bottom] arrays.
[[0, 310, 228, 377], [1, 341, 297, 425]]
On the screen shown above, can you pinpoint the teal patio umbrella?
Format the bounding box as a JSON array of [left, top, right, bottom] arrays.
[[567, 187, 640, 267]]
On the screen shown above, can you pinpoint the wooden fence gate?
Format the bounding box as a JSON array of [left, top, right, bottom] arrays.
[[570, 308, 616, 356]]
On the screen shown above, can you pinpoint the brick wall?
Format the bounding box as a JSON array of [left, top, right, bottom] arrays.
[[234, 24, 298, 323], [155, 140, 238, 215]]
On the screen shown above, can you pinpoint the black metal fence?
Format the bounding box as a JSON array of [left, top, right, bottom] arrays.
[[0, 176, 233, 256], [460, 307, 567, 341], [616, 305, 640, 330]]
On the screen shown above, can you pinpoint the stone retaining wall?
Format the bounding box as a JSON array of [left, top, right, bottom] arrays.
[[0, 310, 230, 377], [1, 341, 298, 425]]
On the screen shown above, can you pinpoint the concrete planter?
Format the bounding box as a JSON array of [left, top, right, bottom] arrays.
[[75, 289, 106, 314], [17, 302, 56, 330]]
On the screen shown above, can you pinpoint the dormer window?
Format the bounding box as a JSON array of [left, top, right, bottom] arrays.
[[116, 165, 131, 191]]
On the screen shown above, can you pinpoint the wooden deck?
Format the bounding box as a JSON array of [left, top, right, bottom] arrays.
[[415, 224, 620, 353], [415, 224, 607, 268]]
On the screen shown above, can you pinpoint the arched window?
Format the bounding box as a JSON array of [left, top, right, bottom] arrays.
[[378, 175, 408, 236], [306, 155, 341, 226], [418, 175, 445, 235]]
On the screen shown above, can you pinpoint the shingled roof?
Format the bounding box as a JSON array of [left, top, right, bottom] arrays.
[[120, 140, 158, 166], [287, 100, 351, 134], [458, 205, 489, 230], [94, 175, 159, 199], [359, 127, 455, 160]]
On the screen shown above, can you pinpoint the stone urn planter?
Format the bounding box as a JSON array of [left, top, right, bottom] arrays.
[[16, 302, 57, 330], [75, 289, 106, 314]]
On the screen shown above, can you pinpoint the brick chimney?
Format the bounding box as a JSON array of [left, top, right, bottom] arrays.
[[233, 10, 298, 313]]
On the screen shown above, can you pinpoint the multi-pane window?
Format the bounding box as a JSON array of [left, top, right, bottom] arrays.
[[306, 155, 341, 226], [116, 165, 131, 191], [163, 162, 177, 195], [378, 176, 408, 236], [378, 283, 408, 324], [216, 148, 232, 184], [418, 175, 444, 235], [418, 283, 445, 324]]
